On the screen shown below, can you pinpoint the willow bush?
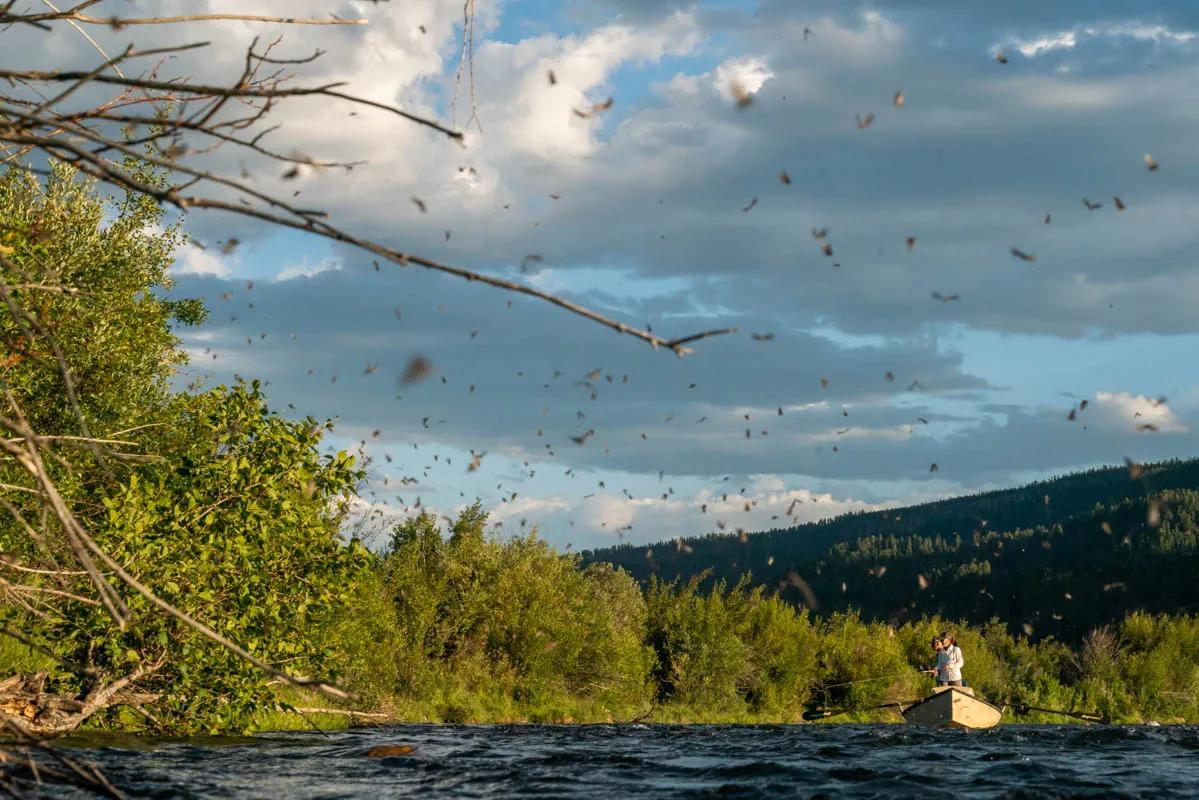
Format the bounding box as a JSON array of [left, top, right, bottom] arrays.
[[2, 165, 369, 734], [366, 506, 654, 722]]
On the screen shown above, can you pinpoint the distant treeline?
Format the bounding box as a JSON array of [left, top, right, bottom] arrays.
[[323, 505, 1199, 727], [583, 459, 1199, 641]]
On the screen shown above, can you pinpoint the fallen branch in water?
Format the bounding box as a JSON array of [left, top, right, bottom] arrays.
[[0, 667, 161, 737]]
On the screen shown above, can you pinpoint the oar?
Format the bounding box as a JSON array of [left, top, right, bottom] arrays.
[[1008, 703, 1108, 724], [803, 700, 921, 721]]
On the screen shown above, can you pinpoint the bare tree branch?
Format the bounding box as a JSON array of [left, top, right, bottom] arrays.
[[0, 66, 465, 142], [2, 3, 366, 28], [73, 14, 367, 27]]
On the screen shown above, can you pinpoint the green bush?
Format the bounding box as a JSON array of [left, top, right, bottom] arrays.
[[372, 506, 653, 721], [729, 588, 818, 714], [44, 383, 368, 734], [645, 575, 751, 711]]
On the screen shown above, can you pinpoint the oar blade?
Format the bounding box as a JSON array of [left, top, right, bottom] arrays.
[[802, 709, 838, 721], [1010, 704, 1108, 724], [802, 700, 918, 722]]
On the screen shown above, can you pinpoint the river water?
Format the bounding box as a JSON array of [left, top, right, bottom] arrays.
[[54, 723, 1199, 798]]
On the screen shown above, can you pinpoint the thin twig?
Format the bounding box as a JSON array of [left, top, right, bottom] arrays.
[[2, 6, 365, 27], [1, 68, 464, 141], [40, 0, 127, 79]]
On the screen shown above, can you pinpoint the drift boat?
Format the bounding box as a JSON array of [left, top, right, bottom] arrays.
[[901, 686, 1002, 730]]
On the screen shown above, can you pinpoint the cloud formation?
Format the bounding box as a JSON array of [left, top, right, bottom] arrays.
[[15, 0, 1198, 544]]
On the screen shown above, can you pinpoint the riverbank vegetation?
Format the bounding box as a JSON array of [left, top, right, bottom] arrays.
[[8, 495, 1199, 731], [315, 508, 1199, 727], [2, 167, 1197, 736]]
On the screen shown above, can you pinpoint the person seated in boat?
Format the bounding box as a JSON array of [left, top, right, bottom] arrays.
[[940, 632, 964, 687]]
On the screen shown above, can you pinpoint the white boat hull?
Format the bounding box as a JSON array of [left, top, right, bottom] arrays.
[[902, 686, 1002, 730]]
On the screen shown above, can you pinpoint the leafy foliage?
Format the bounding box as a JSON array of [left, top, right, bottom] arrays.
[[360, 506, 653, 722], [644, 574, 819, 715], [42, 383, 367, 732], [1, 161, 203, 599], [2, 166, 367, 734], [0, 162, 196, 442]]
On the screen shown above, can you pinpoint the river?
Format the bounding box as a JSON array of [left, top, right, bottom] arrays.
[[54, 723, 1199, 798]]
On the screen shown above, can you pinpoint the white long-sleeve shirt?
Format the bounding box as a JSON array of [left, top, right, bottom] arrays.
[[943, 645, 963, 682]]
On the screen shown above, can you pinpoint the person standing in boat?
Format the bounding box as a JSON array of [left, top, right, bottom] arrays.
[[927, 637, 949, 686], [940, 633, 964, 687]]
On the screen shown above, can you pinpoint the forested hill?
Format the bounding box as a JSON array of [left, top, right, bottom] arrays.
[[581, 458, 1199, 641]]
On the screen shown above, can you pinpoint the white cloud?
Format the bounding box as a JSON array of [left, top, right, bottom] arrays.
[[491, 495, 573, 524], [1092, 22, 1198, 46], [172, 242, 232, 277], [713, 56, 773, 103], [566, 483, 890, 545], [1002, 21, 1198, 58], [274, 257, 343, 282], [749, 474, 786, 493], [1092, 392, 1187, 434], [581, 494, 635, 531], [1012, 31, 1078, 58], [474, 10, 702, 160]]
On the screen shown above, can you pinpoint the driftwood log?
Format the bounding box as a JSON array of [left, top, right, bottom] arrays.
[[0, 668, 156, 737]]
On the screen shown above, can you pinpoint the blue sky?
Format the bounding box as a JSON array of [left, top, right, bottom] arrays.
[[32, 0, 1198, 549]]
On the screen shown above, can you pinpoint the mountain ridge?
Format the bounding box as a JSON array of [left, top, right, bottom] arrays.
[[582, 457, 1199, 641]]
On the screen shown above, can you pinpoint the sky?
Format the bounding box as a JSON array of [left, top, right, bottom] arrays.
[[13, 0, 1199, 550]]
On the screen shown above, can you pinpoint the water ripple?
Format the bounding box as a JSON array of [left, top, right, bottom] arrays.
[[48, 724, 1199, 799]]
